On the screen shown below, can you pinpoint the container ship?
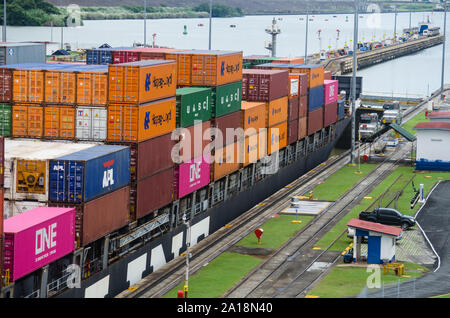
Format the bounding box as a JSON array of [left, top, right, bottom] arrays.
[[0, 47, 351, 298]]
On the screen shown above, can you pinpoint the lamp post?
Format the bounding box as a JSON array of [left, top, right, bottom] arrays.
[[351, 0, 359, 165], [441, 0, 447, 100], [305, 8, 309, 63], [182, 214, 190, 298], [2, 0, 5, 42], [209, 0, 212, 50], [144, 0, 147, 47]]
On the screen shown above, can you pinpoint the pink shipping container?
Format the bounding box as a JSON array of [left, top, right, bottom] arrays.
[[174, 154, 211, 199], [323, 80, 339, 105], [292, 73, 308, 97], [307, 107, 324, 135], [324, 102, 338, 127], [3, 207, 75, 282], [288, 97, 299, 121], [243, 69, 289, 102], [288, 119, 298, 145], [299, 95, 308, 118]]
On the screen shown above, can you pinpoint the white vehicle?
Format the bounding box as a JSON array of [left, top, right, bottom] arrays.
[[382, 109, 402, 125]]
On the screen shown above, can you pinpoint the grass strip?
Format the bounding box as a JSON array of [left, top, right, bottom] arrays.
[[306, 261, 429, 298], [164, 252, 262, 298]]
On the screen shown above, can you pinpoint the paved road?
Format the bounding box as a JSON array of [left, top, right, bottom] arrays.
[[363, 180, 450, 298]]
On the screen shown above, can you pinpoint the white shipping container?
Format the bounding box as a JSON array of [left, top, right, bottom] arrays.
[[76, 106, 107, 141], [3, 200, 47, 219], [4, 139, 99, 202]]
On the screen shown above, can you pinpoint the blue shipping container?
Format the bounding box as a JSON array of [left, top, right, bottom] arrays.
[[49, 145, 130, 203], [338, 100, 345, 120], [308, 85, 324, 111]]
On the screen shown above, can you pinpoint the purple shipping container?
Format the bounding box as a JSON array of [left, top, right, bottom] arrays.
[[288, 97, 299, 121], [288, 119, 299, 145], [324, 102, 338, 127], [292, 72, 308, 96], [308, 107, 324, 135], [213, 111, 243, 146], [3, 207, 75, 282], [174, 154, 211, 199], [243, 69, 289, 102], [324, 80, 339, 105]]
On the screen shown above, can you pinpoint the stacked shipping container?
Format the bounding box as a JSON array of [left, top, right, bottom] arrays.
[[106, 60, 177, 220]]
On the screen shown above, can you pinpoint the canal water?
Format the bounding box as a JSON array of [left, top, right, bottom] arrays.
[[5, 11, 449, 97]]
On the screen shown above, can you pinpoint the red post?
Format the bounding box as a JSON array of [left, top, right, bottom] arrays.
[[177, 290, 184, 298]]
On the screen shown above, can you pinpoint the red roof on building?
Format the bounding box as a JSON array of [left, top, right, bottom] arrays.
[[427, 111, 450, 118], [347, 218, 402, 237], [413, 122, 450, 131]]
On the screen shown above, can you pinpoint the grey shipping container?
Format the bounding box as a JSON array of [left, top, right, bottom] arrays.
[[75, 106, 107, 141], [0, 43, 46, 65]]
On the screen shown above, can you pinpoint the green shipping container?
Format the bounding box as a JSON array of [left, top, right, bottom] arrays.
[[176, 87, 212, 128], [0, 103, 11, 136], [211, 81, 242, 118]]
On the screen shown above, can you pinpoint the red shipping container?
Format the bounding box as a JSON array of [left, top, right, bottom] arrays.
[[288, 119, 298, 145], [132, 168, 174, 219], [213, 111, 243, 146], [299, 95, 308, 118], [242, 73, 248, 100], [49, 186, 130, 247], [112, 50, 140, 64], [308, 107, 324, 135], [324, 102, 338, 127], [107, 132, 176, 183], [324, 71, 332, 80], [298, 117, 307, 140], [0, 68, 12, 102], [288, 97, 299, 121], [244, 69, 289, 102], [298, 73, 308, 96], [176, 121, 211, 164]]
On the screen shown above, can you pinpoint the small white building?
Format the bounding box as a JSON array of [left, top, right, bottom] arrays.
[[414, 122, 450, 171], [347, 218, 402, 264]]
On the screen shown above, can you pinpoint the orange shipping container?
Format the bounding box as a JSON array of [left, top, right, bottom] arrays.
[[290, 66, 324, 89], [45, 70, 76, 104], [12, 104, 44, 138], [77, 70, 108, 106], [267, 121, 287, 155], [107, 97, 176, 143], [274, 57, 305, 64], [266, 96, 288, 127], [108, 60, 177, 104], [169, 50, 243, 87], [211, 140, 244, 181], [44, 105, 76, 140], [298, 116, 308, 140], [243, 131, 267, 167], [190, 51, 243, 87], [12, 69, 44, 103], [241, 101, 266, 133], [166, 52, 192, 86]]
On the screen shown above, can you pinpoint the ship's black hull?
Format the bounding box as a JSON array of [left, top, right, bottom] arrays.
[[12, 117, 351, 298]]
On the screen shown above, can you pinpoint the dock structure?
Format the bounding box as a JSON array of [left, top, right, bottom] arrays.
[[325, 35, 444, 75]]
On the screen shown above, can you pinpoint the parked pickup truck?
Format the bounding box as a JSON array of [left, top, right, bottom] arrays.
[[359, 208, 416, 230]]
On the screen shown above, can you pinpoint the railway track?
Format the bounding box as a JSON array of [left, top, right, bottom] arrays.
[[118, 88, 437, 299], [226, 143, 410, 298]]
